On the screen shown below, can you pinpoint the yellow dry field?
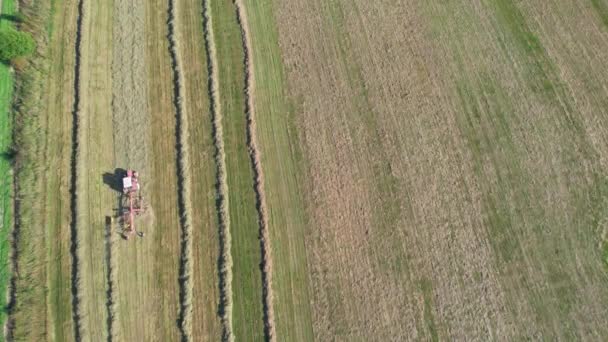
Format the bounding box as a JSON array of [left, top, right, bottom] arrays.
[[275, 0, 608, 340]]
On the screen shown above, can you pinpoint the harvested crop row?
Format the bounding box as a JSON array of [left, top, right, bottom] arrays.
[[232, 1, 275, 340], [202, 0, 234, 340], [104, 217, 118, 341], [69, 0, 86, 339], [167, 0, 194, 339]]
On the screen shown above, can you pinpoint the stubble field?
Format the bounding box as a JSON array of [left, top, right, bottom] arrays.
[[4, 0, 608, 341]]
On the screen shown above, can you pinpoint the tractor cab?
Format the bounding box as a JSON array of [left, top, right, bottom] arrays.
[[122, 170, 140, 194]]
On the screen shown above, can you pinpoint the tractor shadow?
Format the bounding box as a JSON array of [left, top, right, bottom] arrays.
[[102, 168, 127, 193], [102, 168, 127, 231]]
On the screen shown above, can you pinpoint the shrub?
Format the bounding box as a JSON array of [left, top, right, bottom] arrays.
[[0, 27, 35, 62]]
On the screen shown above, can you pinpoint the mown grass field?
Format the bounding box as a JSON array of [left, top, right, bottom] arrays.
[[243, 1, 314, 340], [5, 0, 608, 341], [176, 0, 221, 339], [210, 0, 264, 339], [43, 0, 77, 339]]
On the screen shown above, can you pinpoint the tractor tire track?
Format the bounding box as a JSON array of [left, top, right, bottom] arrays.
[[201, 0, 234, 341], [70, 0, 86, 339], [167, 0, 195, 340], [233, 1, 276, 340]]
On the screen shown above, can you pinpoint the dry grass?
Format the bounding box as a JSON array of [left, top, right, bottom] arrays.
[[275, 0, 608, 339], [112, 0, 181, 339], [72, 0, 115, 339]]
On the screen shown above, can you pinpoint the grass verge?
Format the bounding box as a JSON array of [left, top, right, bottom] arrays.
[[7, 0, 54, 340], [0, 0, 16, 337]]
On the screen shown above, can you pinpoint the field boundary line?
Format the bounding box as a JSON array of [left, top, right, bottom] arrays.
[[69, 0, 86, 339], [201, 0, 234, 340], [167, 0, 195, 340], [233, 1, 276, 340]]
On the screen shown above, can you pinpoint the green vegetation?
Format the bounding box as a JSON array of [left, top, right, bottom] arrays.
[[422, 0, 607, 338], [7, 0, 54, 339], [0, 27, 35, 62], [207, 0, 316, 339], [591, 0, 608, 29], [210, 0, 264, 340], [244, 0, 315, 340], [0, 0, 16, 338]]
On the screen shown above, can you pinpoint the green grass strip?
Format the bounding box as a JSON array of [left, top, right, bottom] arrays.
[[0, 0, 16, 338], [210, 0, 265, 339]]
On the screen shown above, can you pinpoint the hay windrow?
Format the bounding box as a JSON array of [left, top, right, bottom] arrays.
[[167, 0, 194, 339], [104, 217, 118, 342], [201, 0, 234, 340], [70, 0, 86, 339], [232, 1, 276, 340]]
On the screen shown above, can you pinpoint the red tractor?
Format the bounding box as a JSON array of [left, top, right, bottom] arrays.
[[121, 170, 146, 239]]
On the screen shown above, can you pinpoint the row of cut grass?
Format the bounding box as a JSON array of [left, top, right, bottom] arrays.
[[242, 0, 315, 340], [232, 0, 276, 339], [193, 0, 229, 339], [210, 0, 265, 339], [166, 0, 195, 338]]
